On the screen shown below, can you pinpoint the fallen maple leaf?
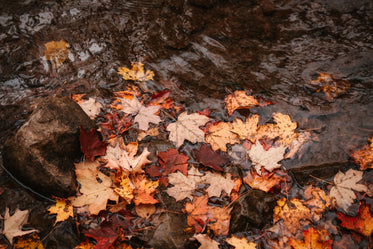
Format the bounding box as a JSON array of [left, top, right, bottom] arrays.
[[166, 112, 210, 148], [1, 208, 38, 244], [147, 148, 189, 186], [84, 225, 118, 249], [193, 234, 219, 249], [98, 112, 132, 140], [43, 39, 70, 68], [202, 172, 235, 198], [351, 141, 373, 170], [166, 166, 204, 201], [230, 115, 259, 142], [226, 235, 257, 249], [118, 62, 155, 82], [116, 96, 161, 130], [132, 174, 159, 206], [288, 227, 332, 249], [148, 90, 175, 110], [69, 161, 118, 215], [77, 97, 102, 119], [79, 126, 107, 161], [114, 172, 134, 204], [137, 127, 159, 141], [193, 144, 230, 171], [207, 205, 231, 236], [224, 91, 260, 116], [103, 140, 151, 174], [244, 168, 290, 193], [273, 198, 312, 235], [48, 196, 73, 224], [337, 201, 373, 237], [184, 195, 209, 233], [74, 241, 95, 249], [249, 140, 286, 174], [303, 185, 331, 221], [329, 169, 369, 212], [13, 234, 43, 249], [205, 122, 239, 152]]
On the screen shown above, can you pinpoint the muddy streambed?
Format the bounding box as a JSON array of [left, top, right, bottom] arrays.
[[0, 0, 373, 248]]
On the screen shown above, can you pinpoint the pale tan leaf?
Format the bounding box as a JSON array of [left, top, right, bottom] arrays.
[[249, 141, 286, 174], [193, 234, 219, 249], [137, 127, 159, 141], [205, 122, 239, 152], [77, 98, 102, 119], [1, 208, 38, 244], [202, 172, 235, 198], [135, 204, 156, 219], [166, 112, 209, 148], [226, 236, 257, 249]]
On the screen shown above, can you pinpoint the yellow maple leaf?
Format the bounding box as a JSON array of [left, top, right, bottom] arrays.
[[118, 62, 154, 82], [226, 235, 257, 249], [74, 241, 94, 249], [224, 91, 259, 116], [273, 197, 312, 234], [48, 197, 73, 224], [114, 172, 134, 203], [206, 122, 239, 152], [43, 39, 70, 68], [289, 227, 332, 249], [13, 234, 43, 249], [304, 185, 332, 221], [230, 115, 259, 142]]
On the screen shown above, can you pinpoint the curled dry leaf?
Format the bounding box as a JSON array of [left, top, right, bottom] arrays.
[[226, 235, 257, 249], [205, 122, 239, 152], [48, 197, 73, 224], [117, 61, 154, 82], [69, 161, 118, 215], [1, 208, 38, 244], [249, 141, 286, 174], [166, 112, 209, 148], [224, 90, 260, 116], [43, 39, 69, 68], [329, 169, 369, 212]]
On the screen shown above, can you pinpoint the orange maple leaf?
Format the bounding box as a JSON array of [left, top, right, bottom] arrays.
[[117, 62, 154, 82], [207, 206, 231, 236], [132, 174, 159, 206], [244, 168, 290, 193], [289, 227, 332, 249], [337, 201, 373, 237], [224, 91, 260, 116], [184, 195, 209, 233], [351, 144, 373, 170]]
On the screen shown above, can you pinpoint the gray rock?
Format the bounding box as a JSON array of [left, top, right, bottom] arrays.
[[229, 190, 277, 233], [2, 97, 95, 197]]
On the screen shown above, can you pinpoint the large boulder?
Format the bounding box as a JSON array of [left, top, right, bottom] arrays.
[[2, 97, 95, 197]]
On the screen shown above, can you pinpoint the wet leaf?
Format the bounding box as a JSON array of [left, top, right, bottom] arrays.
[[202, 172, 235, 198], [249, 140, 286, 174], [207, 205, 231, 236], [166, 166, 204, 201], [193, 234, 219, 249], [273, 198, 312, 235], [193, 144, 230, 171], [98, 112, 132, 140], [79, 126, 107, 161], [337, 201, 373, 237], [69, 161, 118, 215], [288, 227, 332, 249], [135, 204, 156, 219], [230, 115, 259, 142], [166, 112, 209, 148], [114, 172, 134, 203], [224, 91, 260, 116], [43, 39, 70, 68], [351, 139, 373, 170], [137, 127, 159, 141], [225, 235, 257, 249], [184, 195, 209, 233], [329, 169, 369, 212], [303, 185, 332, 221], [205, 122, 239, 152], [132, 174, 159, 205], [13, 234, 43, 249], [84, 226, 118, 249], [47, 197, 73, 224], [1, 208, 38, 244], [74, 241, 94, 249], [244, 168, 290, 193], [77, 97, 102, 119], [148, 90, 175, 110], [147, 148, 189, 186], [117, 62, 154, 81], [309, 73, 350, 101]]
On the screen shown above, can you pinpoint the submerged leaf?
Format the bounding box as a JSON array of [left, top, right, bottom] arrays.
[[118, 62, 154, 81]]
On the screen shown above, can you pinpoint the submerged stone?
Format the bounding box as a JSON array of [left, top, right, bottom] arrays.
[[2, 97, 95, 197]]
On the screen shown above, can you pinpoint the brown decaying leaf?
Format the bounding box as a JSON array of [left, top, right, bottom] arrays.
[[166, 112, 210, 148], [117, 62, 155, 82], [288, 227, 332, 249], [1, 208, 38, 244], [98, 112, 132, 140], [224, 91, 260, 116], [303, 185, 331, 221], [135, 204, 156, 219], [337, 201, 373, 237], [69, 161, 118, 215], [43, 39, 69, 68], [193, 144, 230, 171], [225, 235, 257, 249], [79, 126, 107, 161], [48, 197, 73, 224], [205, 122, 239, 152], [137, 127, 159, 141], [207, 205, 231, 236], [13, 234, 43, 249], [193, 234, 219, 249], [273, 197, 312, 235]]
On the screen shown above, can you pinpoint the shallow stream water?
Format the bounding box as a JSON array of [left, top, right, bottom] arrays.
[[0, 0, 372, 247]]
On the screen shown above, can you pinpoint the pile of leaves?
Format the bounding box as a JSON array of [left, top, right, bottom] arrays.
[[1, 61, 372, 249]]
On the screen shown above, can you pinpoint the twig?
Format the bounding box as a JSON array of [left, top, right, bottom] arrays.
[[309, 175, 334, 185]]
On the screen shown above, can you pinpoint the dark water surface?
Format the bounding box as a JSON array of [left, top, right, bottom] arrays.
[[0, 0, 372, 247]]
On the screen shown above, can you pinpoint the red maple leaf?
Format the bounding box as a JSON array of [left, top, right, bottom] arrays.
[[79, 126, 107, 161], [97, 112, 132, 140], [84, 225, 118, 249], [148, 90, 174, 110], [146, 148, 188, 186], [337, 201, 373, 237], [193, 144, 230, 171]]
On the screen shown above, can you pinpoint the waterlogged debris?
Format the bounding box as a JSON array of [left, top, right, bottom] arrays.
[[118, 62, 155, 82], [309, 73, 350, 101], [43, 39, 70, 68]]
